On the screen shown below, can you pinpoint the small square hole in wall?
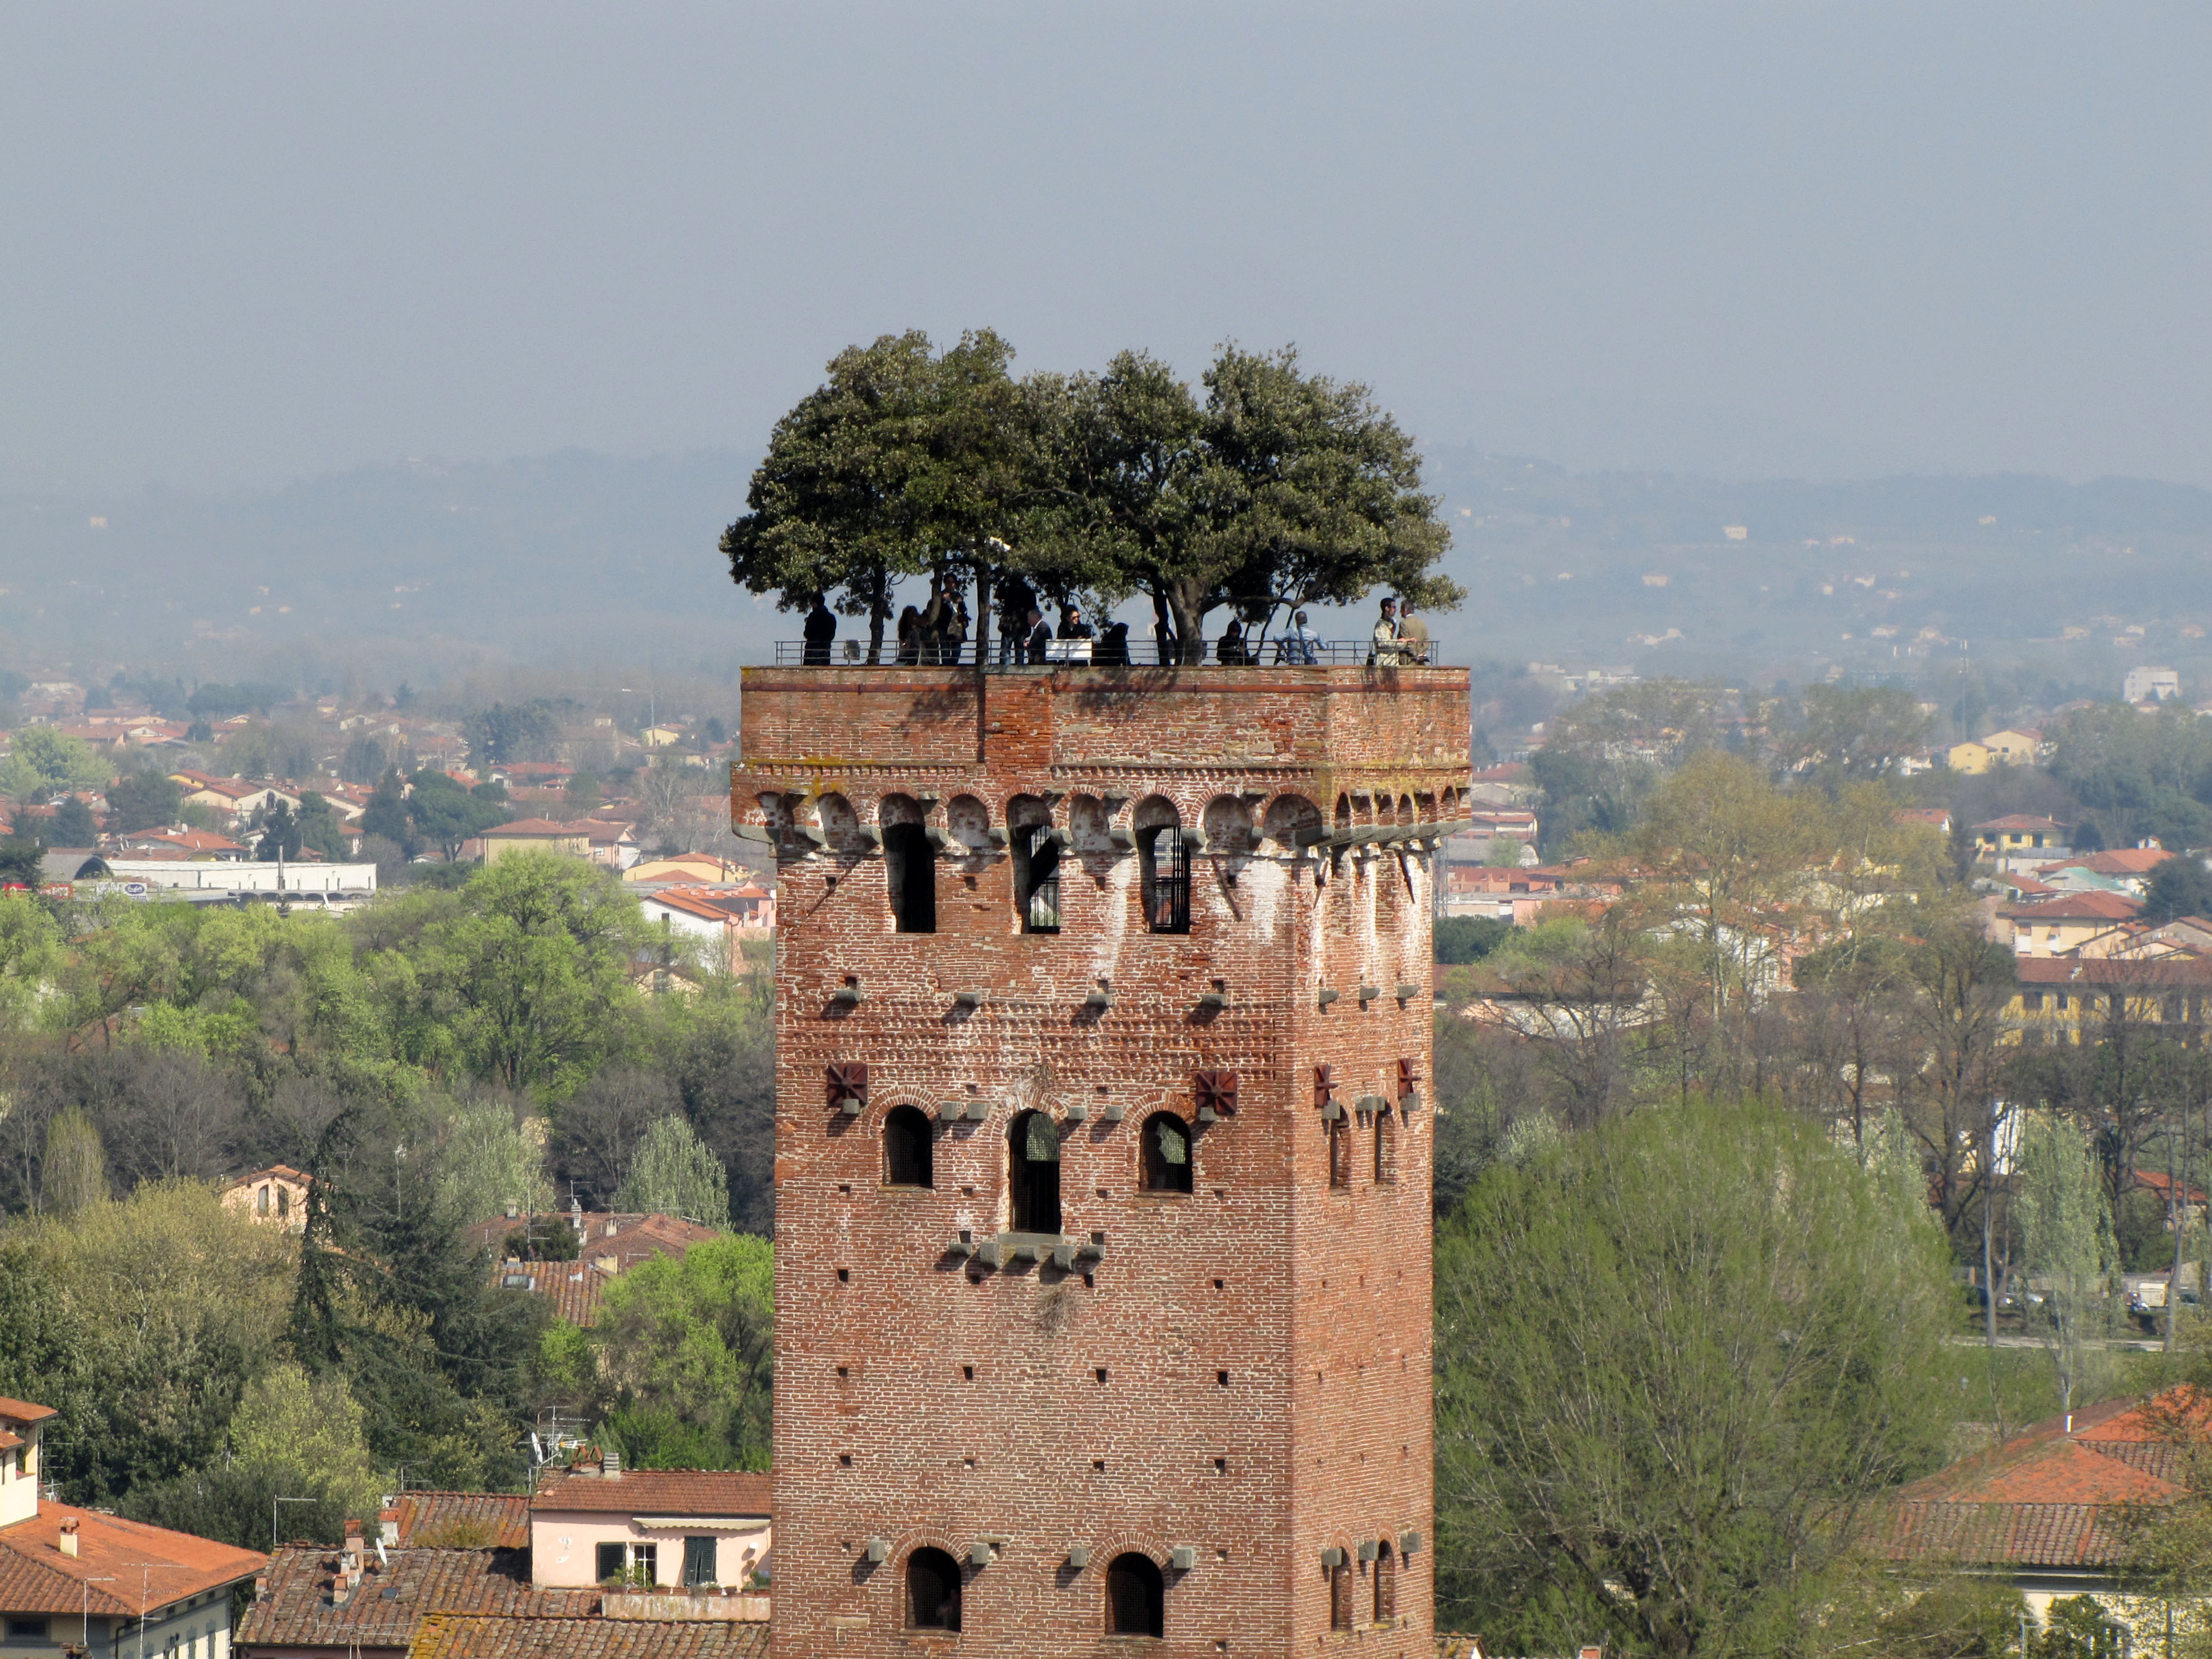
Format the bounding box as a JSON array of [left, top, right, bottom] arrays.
[[838, 1183, 851, 1195], [1214, 1278, 1225, 1290], [838, 1453, 852, 1467], [1217, 1371, 1229, 1386], [836, 1365, 848, 1378], [1095, 1187, 1110, 1198], [963, 1457, 976, 1468], [823, 875, 837, 890], [962, 1365, 975, 1381], [1095, 1368, 1108, 1384], [1082, 1272, 1094, 1288], [1214, 1458, 1227, 1474], [1092, 1459, 1106, 1472], [837, 1268, 850, 1283]]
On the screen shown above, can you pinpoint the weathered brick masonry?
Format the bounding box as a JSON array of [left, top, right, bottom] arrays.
[[737, 663, 1470, 1657]]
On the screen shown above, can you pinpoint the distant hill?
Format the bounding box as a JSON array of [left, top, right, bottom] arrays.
[[3, 445, 2209, 698]]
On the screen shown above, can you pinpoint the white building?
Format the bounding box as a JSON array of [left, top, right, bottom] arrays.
[[2125, 666, 2180, 704]]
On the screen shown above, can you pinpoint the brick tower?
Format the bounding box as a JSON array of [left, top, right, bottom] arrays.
[[736, 660, 1469, 1657]]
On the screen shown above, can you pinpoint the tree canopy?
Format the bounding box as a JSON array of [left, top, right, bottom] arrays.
[[1435, 1098, 1954, 1656], [724, 331, 1460, 660]]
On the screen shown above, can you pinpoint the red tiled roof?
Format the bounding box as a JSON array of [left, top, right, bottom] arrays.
[[409, 1616, 767, 1659], [492, 1260, 612, 1327], [236, 1545, 595, 1652], [0, 1502, 264, 1615], [391, 1494, 531, 1551], [528, 1471, 770, 1518], [481, 819, 585, 838], [1977, 815, 2070, 833], [2014, 954, 2212, 985], [1999, 891, 2144, 921], [1881, 1501, 2134, 1568], [2063, 848, 2179, 876], [0, 1400, 57, 1426]]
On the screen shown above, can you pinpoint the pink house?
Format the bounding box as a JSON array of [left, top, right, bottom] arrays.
[[529, 1462, 769, 1593]]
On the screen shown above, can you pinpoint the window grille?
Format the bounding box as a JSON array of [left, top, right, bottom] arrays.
[[826, 1062, 869, 1111], [1144, 828, 1190, 934]]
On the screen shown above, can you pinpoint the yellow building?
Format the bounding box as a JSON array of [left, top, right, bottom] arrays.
[[480, 817, 591, 862]]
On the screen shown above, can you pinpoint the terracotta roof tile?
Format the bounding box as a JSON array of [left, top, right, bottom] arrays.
[[408, 1615, 767, 1659], [236, 1546, 595, 1652], [492, 1260, 613, 1326], [528, 1471, 769, 1518], [0, 1400, 57, 1426], [391, 1494, 531, 1551], [0, 1502, 264, 1615], [1879, 1501, 2134, 1568]]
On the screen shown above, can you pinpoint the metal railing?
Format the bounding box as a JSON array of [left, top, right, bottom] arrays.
[[772, 638, 1440, 667]]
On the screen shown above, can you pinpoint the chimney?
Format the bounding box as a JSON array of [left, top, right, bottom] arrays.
[[602, 1450, 622, 1479], [1580, 1648, 1605, 1659], [346, 1520, 366, 1558], [57, 1518, 78, 1559]]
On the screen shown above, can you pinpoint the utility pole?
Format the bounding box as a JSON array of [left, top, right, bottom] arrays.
[[2171, 1086, 2186, 1355]]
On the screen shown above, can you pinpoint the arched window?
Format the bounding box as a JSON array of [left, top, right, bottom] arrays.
[[906, 1547, 961, 1631], [883, 1105, 934, 1189], [1009, 1110, 1061, 1234], [1373, 1540, 1396, 1625], [1329, 1554, 1353, 1630], [1105, 1552, 1164, 1638], [883, 824, 936, 932], [881, 796, 936, 934], [256, 1185, 269, 1216], [1140, 1113, 1193, 1194], [1374, 1110, 1396, 1186], [1139, 829, 1189, 934], [276, 1185, 290, 1218]]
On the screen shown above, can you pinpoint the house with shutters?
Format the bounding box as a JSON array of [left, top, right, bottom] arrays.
[[528, 1463, 771, 1594]]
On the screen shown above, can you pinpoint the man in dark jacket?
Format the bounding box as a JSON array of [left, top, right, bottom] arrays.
[[803, 596, 837, 664]]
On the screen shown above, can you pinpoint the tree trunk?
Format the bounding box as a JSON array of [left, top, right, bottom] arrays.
[[1169, 584, 1207, 666], [974, 565, 993, 667]]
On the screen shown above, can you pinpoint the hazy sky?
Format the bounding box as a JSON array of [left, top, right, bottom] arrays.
[[6, 3, 2209, 493]]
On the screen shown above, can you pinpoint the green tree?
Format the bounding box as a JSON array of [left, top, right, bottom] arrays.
[[1793, 683, 1932, 777], [254, 799, 300, 861], [429, 854, 652, 1091], [464, 702, 560, 768], [1023, 344, 1459, 659], [108, 769, 182, 833], [591, 1235, 772, 1472], [1434, 915, 1512, 966], [2014, 1112, 2117, 1421], [0, 727, 108, 806], [42, 1107, 107, 1217], [723, 329, 1023, 660], [0, 838, 42, 888], [406, 768, 507, 863], [2148, 854, 2212, 924], [294, 791, 349, 861], [616, 1115, 730, 1228], [48, 796, 96, 845], [1434, 1098, 1954, 1656], [22, 1181, 297, 1501], [340, 734, 395, 785], [225, 1360, 383, 1520], [360, 768, 413, 853], [433, 1099, 556, 1225]]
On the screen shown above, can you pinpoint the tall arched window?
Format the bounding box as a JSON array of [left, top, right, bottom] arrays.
[[1134, 798, 1189, 935], [906, 1547, 961, 1631], [1140, 1112, 1193, 1194], [1373, 1109, 1397, 1186], [1329, 1554, 1353, 1630], [1329, 1115, 1352, 1190], [882, 824, 936, 932], [1106, 1552, 1164, 1638], [883, 1105, 934, 1189], [1372, 1539, 1396, 1625], [1009, 1110, 1061, 1233]]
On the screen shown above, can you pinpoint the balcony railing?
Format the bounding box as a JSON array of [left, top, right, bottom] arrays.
[[771, 638, 1442, 667]]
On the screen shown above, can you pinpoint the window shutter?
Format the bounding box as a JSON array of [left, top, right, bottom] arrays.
[[1195, 1070, 1238, 1117], [827, 1062, 869, 1109]]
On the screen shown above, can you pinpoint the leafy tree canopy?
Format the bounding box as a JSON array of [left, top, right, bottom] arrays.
[[2147, 852, 2212, 924], [1435, 1098, 1954, 1656], [0, 727, 108, 806]]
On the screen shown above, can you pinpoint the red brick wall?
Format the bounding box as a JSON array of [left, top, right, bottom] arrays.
[[741, 666, 1466, 1658]]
